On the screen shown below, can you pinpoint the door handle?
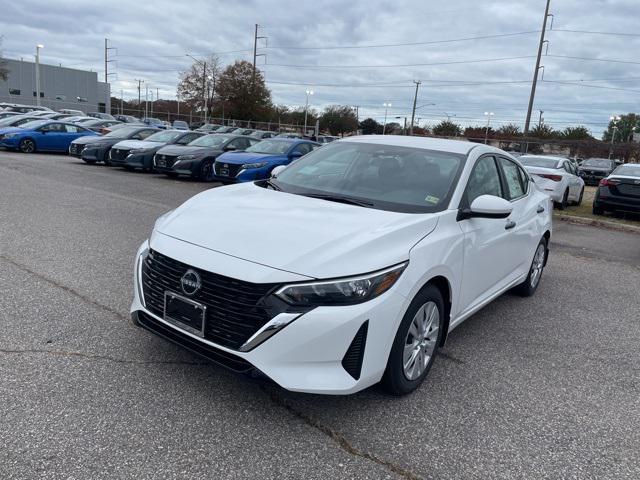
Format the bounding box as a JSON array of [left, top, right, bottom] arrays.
[[536, 205, 545, 213], [505, 220, 516, 230]]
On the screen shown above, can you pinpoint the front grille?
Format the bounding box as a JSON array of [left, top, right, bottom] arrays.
[[154, 154, 178, 168], [341, 321, 368, 380], [214, 162, 243, 177], [110, 148, 129, 162], [70, 143, 83, 155], [141, 249, 278, 350], [136, 311, 254, 373]]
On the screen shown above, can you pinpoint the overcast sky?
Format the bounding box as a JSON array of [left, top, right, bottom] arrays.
[[1, 0, 639, 136]]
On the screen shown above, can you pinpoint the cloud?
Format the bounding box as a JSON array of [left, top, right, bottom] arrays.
[[1, 0, 639, 135]]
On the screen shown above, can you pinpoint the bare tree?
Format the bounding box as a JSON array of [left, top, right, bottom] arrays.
[[177, 55, 221, 118], [0, 37, 9, 82]]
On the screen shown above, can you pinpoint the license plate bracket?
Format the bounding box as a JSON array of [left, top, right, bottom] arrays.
[[220, 168, 229, 176], [164, 292, 206, 337]]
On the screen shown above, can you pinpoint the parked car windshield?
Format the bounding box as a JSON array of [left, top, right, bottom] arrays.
[[246, 140, 292, 155], [145, 131, 183, 143], [582, 159, 612, 168], [189, 134, 233, 147], [271, 142, 465, 213], [104, 127, 144, 138], [17, 120, 50, 130], [0, 116, 37, 126], [612, 165, 640, 177], [519, 156, 560, 169]]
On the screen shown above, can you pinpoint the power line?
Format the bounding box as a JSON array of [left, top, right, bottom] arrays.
[[542, 80, 640, 94], [551, 28, 640, 37], [263, 30, 540, 50], [546, 54, 640, 65]]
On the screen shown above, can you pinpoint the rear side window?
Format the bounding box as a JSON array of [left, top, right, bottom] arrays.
[[498, 157, 527, 199], [465, 156, 503, 205]]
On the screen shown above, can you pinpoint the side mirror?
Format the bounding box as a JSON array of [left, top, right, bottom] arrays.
[[224, 145, 237, 151], [289, 151, 303, 159], [271, 165, 287, 178], [458, 195, 512, 220]]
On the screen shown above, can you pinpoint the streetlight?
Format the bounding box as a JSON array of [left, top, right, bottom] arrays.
[[484, 111, 494, 144], [382, 102, 392, 135], [609, 115, 621, 160], [304, 90, 314, 134], [35, 44, 44, 107]]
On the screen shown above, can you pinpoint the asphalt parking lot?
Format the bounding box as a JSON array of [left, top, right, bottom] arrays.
[[1, 151, 639, 480]]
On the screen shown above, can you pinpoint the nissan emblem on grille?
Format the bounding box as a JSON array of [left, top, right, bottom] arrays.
[[180, 269, 202, 295]]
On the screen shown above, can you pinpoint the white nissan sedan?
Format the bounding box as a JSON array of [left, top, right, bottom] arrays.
[[131, 136, 552, 395], [519, 155, 585, 209]]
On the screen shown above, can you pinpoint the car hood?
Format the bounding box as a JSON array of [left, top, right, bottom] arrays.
[[0, 127, 22, 135], [112, 139, 163, 150], [72, 135, 119, 146], [216, 151, 278, 164], [155, 145, 221, 157], [153, 182, 438, 279]]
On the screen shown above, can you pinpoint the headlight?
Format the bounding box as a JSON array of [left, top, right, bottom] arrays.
[[241, 161, 269, 169], [275, 263, 407, 306], [4, 133, 18, 139], [129, 148, 151, 155], [177, 154, 197, 160]]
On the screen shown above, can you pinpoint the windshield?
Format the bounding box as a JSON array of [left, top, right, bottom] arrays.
[[612, 165, 640, 177], [246, 139, 291, 155], [18, 120, 50, 130], [145, 131, 182, 143], [271, 142, 465, 213], [0, 116, 36, 127], [583, 159, 612, 168], [189, 134, 232, 147], [104, 127, 142, 138], [519, 156, 560, 169]]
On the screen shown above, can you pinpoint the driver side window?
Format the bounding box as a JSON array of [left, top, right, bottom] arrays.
[[464, 156, 503, 206]]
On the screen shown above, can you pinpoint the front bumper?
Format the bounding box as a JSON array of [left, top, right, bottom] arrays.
[[580, 173, 608, 185], [0, 138, 20, 149], [112, 151, 154, 169], [130, 239, 407, 394], [212, 165, 271, 183], [80, 146, 108, 162], [154, 158, 202, 176]]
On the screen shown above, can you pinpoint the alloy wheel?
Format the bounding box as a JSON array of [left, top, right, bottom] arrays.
[[20, 139, 35, 153], [403, 301, 440, 381], [530, 243, 546, 289]]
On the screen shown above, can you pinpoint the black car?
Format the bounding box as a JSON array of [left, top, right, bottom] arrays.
[[578, 158, 617, 185], [249, 130, 276, 140], [69, 126, 159, 164], [593, 164, 640, 215], [81, 119, 122, 133], [153, 134, 259, 180], [108, 130, 205, 171]]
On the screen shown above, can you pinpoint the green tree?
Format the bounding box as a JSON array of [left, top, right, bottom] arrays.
[[498, 123, 521, 137], [177, 55, 221, 119], [463, 126, 489, 138], [529, 124, 556, 139], [432, 120, 462, 137], [359, 117, 382, 135], [319, 105, 358, 136], [560, 126, 592, 140], [214, 60, 272, 122], [602, 113, 639, 143]]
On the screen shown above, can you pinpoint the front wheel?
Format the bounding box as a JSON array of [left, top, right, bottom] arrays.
[[199, 159, 215, 181], [19, 138, 36, 153], [592, 204, 604, 215], [381, 284, 444, 396], [513, 238, 547, 297]]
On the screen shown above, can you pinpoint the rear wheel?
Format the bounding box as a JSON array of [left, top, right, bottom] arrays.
[[592, 204, 604, 215], [513, 238, 547, 297], [19, 138, 36, 153], [575, 187, 584, 206], [381, 284, 444, 396], [556, 189, 569, 210]]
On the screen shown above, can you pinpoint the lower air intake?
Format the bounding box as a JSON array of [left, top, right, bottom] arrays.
[[341, 321, 368, 380]]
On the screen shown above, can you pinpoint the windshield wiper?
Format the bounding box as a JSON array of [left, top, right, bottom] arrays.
[[302, 193, 374, 207], [264, 179, 281, 191]]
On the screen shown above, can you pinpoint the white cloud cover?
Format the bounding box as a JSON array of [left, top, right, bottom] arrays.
[[1, 0, 639, 135]]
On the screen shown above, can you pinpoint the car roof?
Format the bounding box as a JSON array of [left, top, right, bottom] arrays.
[[339, 135, 477, 154]]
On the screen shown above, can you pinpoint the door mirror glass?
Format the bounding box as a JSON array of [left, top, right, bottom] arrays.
[[271, 165, 287, 178], [289, 151, 303, 158], [224, 145, 237, 151], [463, 195, 513, 219]]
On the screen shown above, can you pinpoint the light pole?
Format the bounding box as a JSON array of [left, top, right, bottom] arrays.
[[609, 115, 620, 160], [382, 102, 392, 135], [304, 90, 314, 134], [484, 111, 494, 144], [35, 44, 44, 107], [395, 116, 407, 135]]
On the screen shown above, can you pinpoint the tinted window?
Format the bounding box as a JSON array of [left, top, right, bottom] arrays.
[[465, 156, 503, 204], [499, 157, 526, 199], [273, 142, 464, 213], [246, 140, 292, 155], [612, 165, 640, 177], [176, 133, 201, 144], [105, 127, 143, 138], [145, 131, 182, 143], [189, 134, 233, 147], [132, 129, 157, 140]]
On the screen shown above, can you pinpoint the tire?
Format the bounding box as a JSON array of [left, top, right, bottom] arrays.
[[83, 159, 96, 164], [165, 172, 179, 179], [199, 159, 215, 181], [575, 187, 584, 206], [18, 138, 36, 153], [381, 284, 444, 396], [592, 204, 604, 215], [513, 238, 547, 297], [556, 189, 569, 210]]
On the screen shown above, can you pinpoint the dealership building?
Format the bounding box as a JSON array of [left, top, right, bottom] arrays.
[[0, 57, 111, 113]]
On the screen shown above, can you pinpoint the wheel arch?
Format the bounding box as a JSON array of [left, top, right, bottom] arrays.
[[418, 275, 452, 347], [542, 230, 551, 266]]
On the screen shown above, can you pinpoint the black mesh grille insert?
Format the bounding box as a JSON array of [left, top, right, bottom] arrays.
[[141, 249, 278, 350], [214, 161, 243, 178], [341, 321, 368, 380]]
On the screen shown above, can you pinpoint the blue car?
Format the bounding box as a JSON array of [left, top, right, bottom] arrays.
[[0, 119, 98, 153], [213, 138, 320, 183]]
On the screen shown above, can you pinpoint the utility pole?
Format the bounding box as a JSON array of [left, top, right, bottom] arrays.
[[120, 89, 123, 115], [145, 84, 149, 119], [104, 38, 116, 84], [409, 80, 421, 135], [354, 105, 360, 133], [522, 0, 552, 153], [252, 24, 267, 87], [136, 79, 142, 118]]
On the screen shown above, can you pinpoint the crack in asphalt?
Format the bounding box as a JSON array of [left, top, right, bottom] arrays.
[[0, 253, 130, 323], [260, 385, 424, 480], [0, 348, 208, 366]]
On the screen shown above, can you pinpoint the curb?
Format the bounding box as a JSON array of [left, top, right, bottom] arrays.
[[554, 214, 640, 234]]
